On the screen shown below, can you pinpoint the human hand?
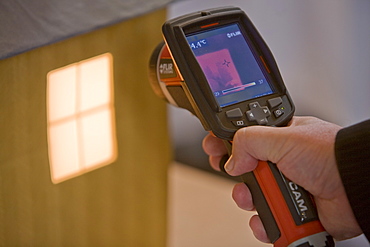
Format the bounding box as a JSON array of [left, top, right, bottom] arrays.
[[202, 116, 362, 242]]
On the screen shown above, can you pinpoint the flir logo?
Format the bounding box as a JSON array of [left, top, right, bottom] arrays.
[[159, 63, 173, 74], [159, 59, 176, 79]]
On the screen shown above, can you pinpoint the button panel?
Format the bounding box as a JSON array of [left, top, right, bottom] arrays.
[[224, 96, 287, 127]]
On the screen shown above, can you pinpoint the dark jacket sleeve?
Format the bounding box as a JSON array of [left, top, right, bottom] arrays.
[[335, 119, 370, 240]]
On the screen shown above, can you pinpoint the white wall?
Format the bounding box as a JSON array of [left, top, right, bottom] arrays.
[[167, 1, 370, 246]]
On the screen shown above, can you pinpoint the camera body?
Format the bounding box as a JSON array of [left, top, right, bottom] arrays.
[[149, 6, 294, 140]]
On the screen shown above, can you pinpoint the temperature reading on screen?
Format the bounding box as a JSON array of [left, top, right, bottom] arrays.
[[186, 24, 273, 107], [189, 39, 207, 50]]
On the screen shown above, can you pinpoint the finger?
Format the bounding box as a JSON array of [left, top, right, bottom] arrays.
[[209, 155, 224, 171], [224, 154, 259, 176], [249, 215, 270, 244], [232, 183, 255, 211], [202, 133, 227, 155], [225, 126, 283, 176], [202, 133, 228, 171]]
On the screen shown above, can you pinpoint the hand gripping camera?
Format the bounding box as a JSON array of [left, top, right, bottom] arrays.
[[149, 6, 334, 247]]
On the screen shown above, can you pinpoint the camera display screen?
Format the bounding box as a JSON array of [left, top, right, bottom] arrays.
[[186, 23, 274, 107]]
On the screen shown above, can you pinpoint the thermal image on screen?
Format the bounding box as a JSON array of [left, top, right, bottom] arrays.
[[196, 48, 242, 93], [187, 23, 273, 107]]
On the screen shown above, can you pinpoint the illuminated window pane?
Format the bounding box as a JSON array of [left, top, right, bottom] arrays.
[[47, 65, 77, 122], [80, 109, 116, 169], [48, 121, 80, 181], [47, 53, 117, 184], [79, 55, 112, 112]]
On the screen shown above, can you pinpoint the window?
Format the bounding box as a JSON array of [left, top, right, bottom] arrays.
[[47, 53, 117, 184]]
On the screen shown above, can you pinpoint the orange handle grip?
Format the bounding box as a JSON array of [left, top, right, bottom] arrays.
[[240, 161, 334, 247]]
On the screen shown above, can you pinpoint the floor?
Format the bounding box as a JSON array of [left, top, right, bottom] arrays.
[[167, 162, 271, 247]]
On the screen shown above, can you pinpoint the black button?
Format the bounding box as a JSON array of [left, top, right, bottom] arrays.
[[232, 120, 248, 127], [274, 109, 284, 118], [226, 108, 243, 118], [250, 102, 259, 109], [257, 118, 268, 125], [246, 111, 256, 121], [268, 97, 283, 109]]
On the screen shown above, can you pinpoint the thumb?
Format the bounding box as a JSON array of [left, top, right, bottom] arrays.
[[224, 125, 285, 176]]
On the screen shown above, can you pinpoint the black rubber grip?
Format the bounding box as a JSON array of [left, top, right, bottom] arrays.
[[219, 153, 281, 243], [240, 172, 281, 243]]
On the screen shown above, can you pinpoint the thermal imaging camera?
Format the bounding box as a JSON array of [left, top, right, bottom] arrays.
[[149, 6, 334, 247], [150, 6, 294, 140]]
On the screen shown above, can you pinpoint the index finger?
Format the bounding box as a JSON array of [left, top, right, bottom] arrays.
[[202, 133, 227, 156], [202, 133, 228, 171]]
